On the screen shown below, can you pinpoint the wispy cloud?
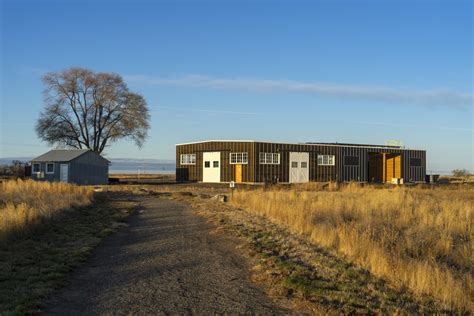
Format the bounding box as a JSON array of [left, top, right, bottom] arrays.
[[126, 74, 473, 109], [152, 105, 260, 116]]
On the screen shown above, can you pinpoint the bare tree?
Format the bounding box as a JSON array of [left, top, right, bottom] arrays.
[[452, 169, 469, 177], [36, 67, 150, 153]]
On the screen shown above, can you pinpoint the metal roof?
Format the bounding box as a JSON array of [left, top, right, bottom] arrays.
[[31, 149, 107, 162], [175, 140, 423, 150], [175, 140, 256, 146], [304, 142, 403, 149]]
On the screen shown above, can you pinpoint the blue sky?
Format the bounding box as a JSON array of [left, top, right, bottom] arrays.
[[0, 0, 472, 173]]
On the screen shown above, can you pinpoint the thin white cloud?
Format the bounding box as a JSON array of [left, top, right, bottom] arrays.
[[126, 74, 473, 109], [153, 105, 260, 116]]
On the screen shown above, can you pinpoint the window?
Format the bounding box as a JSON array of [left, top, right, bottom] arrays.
[[301, 162, 308, 168], [259, 153, 280, 165], [317, 155, 335, 166], [32, 163, 40, 173], [213, 161, 219, 168], [204, 161, 211, 168], [180, 154, 196, 165], [410, 158, 422, 167], [230, 152, 248, 164], [291, 161, 298, 168], [344, 156, 359, 166], [46, 163, 54, 174]]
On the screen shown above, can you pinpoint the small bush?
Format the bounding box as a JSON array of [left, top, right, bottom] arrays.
[[452, 169, 470, 177]]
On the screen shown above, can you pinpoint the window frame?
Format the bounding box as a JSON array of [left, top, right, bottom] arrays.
[[46, 162, 55, 174], [317, 155, 335, 166], [259, 152, 280, 165], [229, 152, 248, 165], [180, 154, 196, 165], [32, 163, 41, 173]]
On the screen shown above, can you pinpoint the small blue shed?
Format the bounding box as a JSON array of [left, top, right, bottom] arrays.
[[31, 149, 110, 185]]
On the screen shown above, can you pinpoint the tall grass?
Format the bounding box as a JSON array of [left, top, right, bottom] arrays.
[[0, 179, 93, 240], [231, 184, 473, 312]]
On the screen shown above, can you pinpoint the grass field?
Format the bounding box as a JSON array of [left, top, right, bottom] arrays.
[[231, 184, 473, 313], [0, 179, 93, 240], [0, 180, 137, 314]]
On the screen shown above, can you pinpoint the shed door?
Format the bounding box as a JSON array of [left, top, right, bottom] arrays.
[[60, 164, 69, 183], [203, 152, 221, 183], [289, 152, 309, 183]]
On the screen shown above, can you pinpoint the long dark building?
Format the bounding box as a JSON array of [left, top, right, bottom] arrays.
[[176, 140, 426, 184]]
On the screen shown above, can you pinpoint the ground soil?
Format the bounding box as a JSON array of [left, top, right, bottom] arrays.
[[41, 196, 289, 315]]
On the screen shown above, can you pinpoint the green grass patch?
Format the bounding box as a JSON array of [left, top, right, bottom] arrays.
[[283, 275, 337, 296], [0, 192, 137, 315]]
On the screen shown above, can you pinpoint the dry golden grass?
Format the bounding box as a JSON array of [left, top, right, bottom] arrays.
[[0, 179, 93, 240], [231, 184, 473, 312]]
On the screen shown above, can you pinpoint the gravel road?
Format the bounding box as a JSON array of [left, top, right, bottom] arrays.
[[42, 196, 287, 315]]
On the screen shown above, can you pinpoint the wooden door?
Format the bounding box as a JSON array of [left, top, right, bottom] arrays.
[[235, 164, 242, 183], [385, 154, 401, 182], [394, 155, 401, 178]]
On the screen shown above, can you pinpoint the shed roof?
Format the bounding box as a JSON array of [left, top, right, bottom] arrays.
[[31, 149, 109, 163]]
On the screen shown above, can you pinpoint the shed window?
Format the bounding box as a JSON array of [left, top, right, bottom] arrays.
[[301, 162, 308, 168], [204, 161, 211, 168], [410, 158, 422, 167], [213, 161, 219, 168], [344, 156, 359, 166], [32, 163, 40, 173], [317, 155, 335, 166], [291, 162, 298, 168], [46, 163, 54, 174], [180, 154, 196, 165], [230, 153, 248, 164], [259, 153, 280, 165]]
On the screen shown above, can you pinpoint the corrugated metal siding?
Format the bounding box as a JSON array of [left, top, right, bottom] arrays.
[[176, 141, 426, 183], [253, 142, 341, 182], [176, 142, 255, 182], [403, 150, 426, 182], [342, 147, 362, 181]]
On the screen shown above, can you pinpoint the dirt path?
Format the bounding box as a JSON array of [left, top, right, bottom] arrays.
[[42, 196, 288, 315]]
